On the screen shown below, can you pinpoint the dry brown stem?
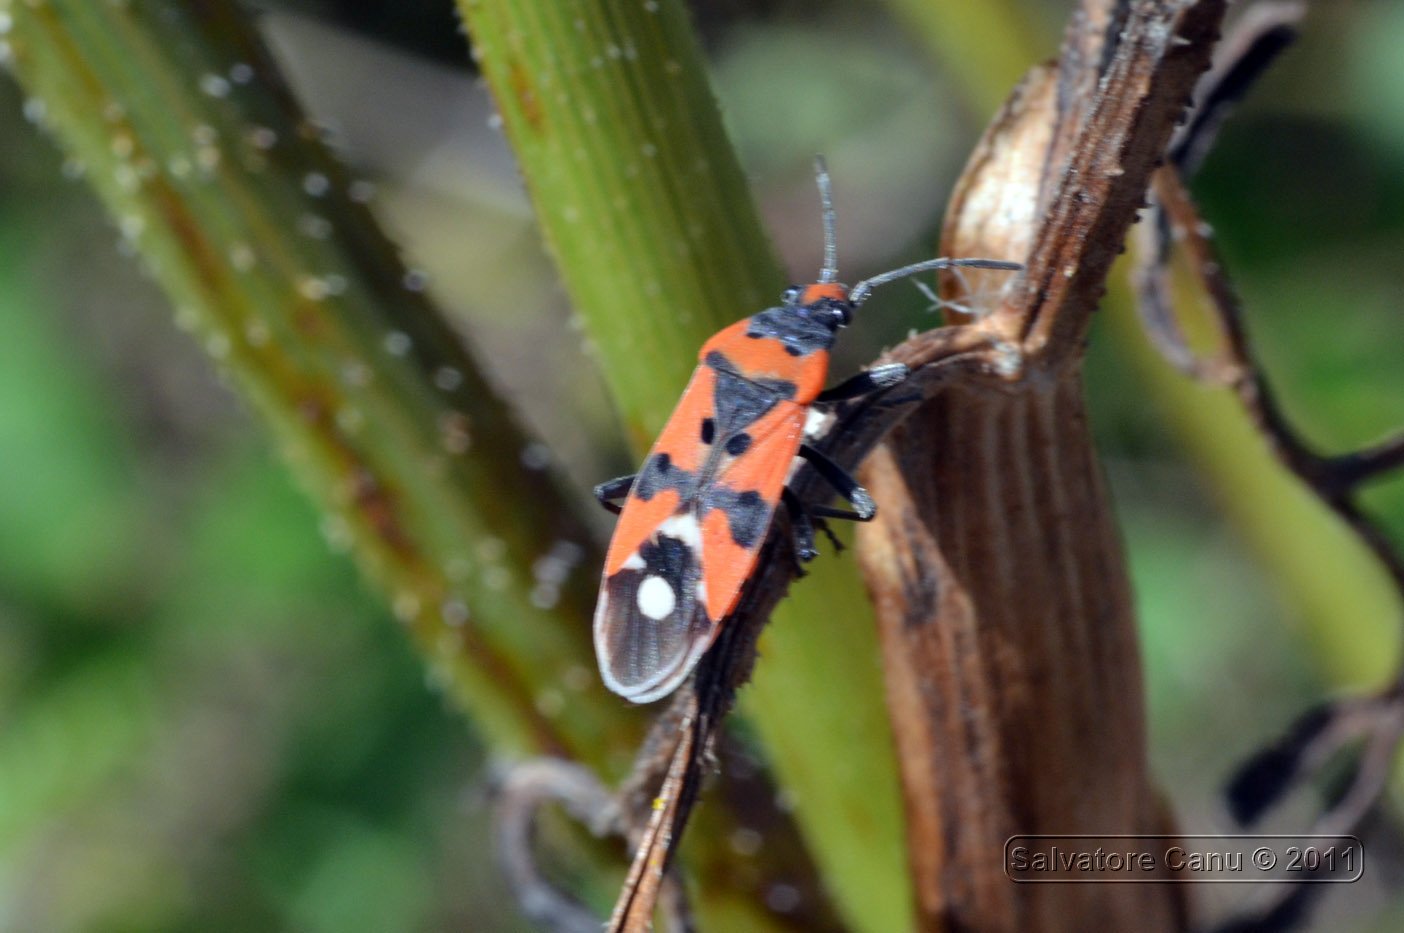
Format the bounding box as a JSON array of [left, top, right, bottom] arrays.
[[853, 0, 1230, 929]]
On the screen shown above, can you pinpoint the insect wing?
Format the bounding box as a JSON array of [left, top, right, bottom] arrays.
[[594, 367, 714, 703], [695, 399, 803, 622], [594, 368, 806, 703]]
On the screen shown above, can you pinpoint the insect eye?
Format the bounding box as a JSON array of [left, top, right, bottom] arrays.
[[829, 304, 851, 327], [781, 286, 802, 304]]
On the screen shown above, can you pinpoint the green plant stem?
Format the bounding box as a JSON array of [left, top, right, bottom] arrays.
[[0, 0, 644, 773], [459, 1, 910, 929], [459, 0, 778, 447], [878, 0, 1045, 117]]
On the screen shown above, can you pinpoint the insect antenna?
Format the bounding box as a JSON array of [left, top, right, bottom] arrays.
[[814, 155, 839, 284], [849, 257, 1022, 307]]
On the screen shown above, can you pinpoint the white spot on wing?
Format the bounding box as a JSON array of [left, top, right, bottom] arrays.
[[657, 513, 702, 548], [621, 552, 646, 570], [804, 406, 833, 439], [637, 575, 677, 620]]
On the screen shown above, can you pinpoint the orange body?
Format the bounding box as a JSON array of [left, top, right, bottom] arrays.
[[593, 285, 844, 703]]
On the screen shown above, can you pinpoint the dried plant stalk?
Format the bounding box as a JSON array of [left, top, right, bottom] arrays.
[[854, 1, 1229, 928]]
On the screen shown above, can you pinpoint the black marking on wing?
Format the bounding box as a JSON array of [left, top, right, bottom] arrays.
[[633, 451, 699, 502], [701, 487, 769, 550], [724, 432, 751, 456], [744, 305, 839, 357]]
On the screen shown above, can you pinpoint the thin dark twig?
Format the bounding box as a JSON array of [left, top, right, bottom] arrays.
[[1129, 9, 1404, 930], [1148, 164, 1404, 933], [1171, 1, 1307, 176], [1133, 2, 1306, 381], [1149, 168, 1404, 594], [1326, 432, 1404, 491], [608, 700, 700, 933], [1142, 199, 1404, 933]]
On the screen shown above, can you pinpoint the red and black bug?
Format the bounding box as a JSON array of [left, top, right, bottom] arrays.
[[592, 159, 1020, 703]]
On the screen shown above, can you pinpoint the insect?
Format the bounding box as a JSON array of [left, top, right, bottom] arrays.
[[592, 158, 1021, 703]]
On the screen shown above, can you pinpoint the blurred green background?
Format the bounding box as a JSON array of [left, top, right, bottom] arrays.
[[0, 0, 1402, 930]]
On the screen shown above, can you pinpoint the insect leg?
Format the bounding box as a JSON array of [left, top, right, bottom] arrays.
[[780, 487, 818, 568], [797, 445, 876, 521], [593, 474, 636, 515], [815, 363, 908, 403]]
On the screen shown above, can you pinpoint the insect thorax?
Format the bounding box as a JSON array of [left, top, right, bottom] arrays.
[[744, 304, 841, 358]]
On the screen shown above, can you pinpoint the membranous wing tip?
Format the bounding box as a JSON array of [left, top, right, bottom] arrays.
[[594, 522, 715, 704]]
